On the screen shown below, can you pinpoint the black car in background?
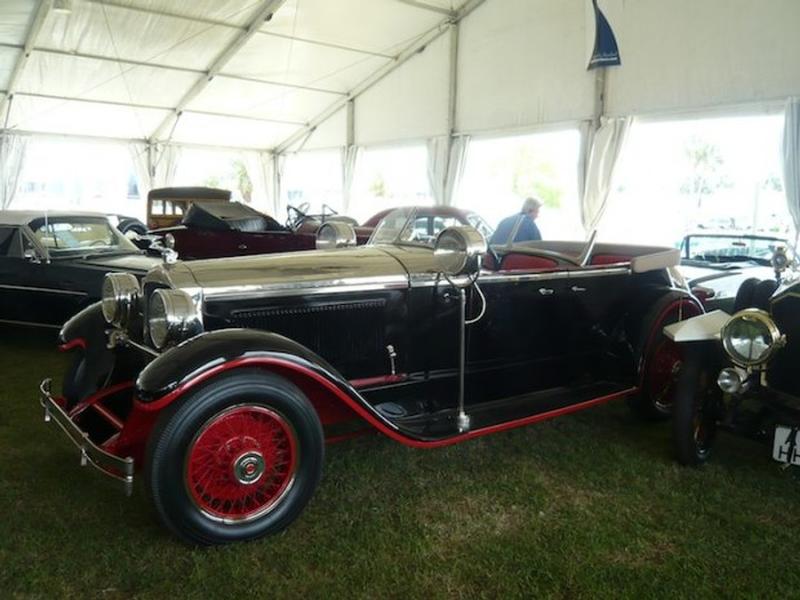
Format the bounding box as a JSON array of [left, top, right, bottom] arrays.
[[0, 211, 161, 327]]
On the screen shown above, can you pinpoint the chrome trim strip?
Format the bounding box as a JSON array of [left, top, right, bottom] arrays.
[[39, 379, 134, 496], [0, 318, 60, 329], [202, 276, 410, 301], [0, 284, 87, 296]]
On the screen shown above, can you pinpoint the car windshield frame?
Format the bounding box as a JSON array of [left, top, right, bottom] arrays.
[[27, 216, 139, 259], [680, 233, 787, 266]]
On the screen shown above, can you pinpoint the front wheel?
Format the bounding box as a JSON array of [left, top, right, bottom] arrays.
[[672, 348, 721, 466], [145, 370, 324, 545]]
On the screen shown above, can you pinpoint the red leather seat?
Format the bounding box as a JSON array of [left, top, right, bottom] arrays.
[[589, 254, 631, 266], [499, 253, 559, 271]]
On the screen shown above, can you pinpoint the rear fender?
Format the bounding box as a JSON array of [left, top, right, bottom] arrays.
[[623, 286, 705, 380]]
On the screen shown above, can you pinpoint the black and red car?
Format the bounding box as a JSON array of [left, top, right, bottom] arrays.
[[39, 207, 700, 545]]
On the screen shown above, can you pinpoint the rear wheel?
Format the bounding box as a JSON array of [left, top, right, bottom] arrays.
[[672, 348, 721, 466], [631, 295, 703, 421], [145, 370, 324, 545]]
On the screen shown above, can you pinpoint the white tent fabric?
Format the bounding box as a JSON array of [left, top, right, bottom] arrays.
[[128, 141, 152, 201], [341, 145, 361, 214], [0, 132, 27, 209], [427, 135, 470, 206], [151, 144, 182, 190], [782, 98, 800, 245], [580, 116, 632, 233], [242, 150, 275, 215]]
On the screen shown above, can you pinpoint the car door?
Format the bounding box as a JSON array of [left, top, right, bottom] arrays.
[[0, 227, 90, 327]]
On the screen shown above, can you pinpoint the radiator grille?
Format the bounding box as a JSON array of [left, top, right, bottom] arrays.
[[228, 299, 387, 370]]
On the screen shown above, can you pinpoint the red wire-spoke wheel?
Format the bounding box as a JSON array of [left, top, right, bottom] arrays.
[[186, 405, 299, 523], [146, 371, 324, 546], [632, 295, 703, 421], [644, 337, 684, 413]]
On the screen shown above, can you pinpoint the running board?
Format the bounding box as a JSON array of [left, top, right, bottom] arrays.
[[375, 381, 632, 441]]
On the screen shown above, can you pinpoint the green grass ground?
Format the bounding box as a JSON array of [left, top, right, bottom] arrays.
[[2, 325, 800, 599]]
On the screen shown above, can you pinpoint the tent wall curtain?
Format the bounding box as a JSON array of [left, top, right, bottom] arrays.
[[579, 116, 632, 233], [242, 150, 275, 216], [342, 145, 361, 214], [0, 134, 28, 209], [782, 98, 800, 245], [427, 135, 470, 207], [151, 144, 182, 190], [129, 142, 152, 202]]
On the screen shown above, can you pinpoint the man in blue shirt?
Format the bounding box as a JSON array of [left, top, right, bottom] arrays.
[[489, 197, 542, 246]]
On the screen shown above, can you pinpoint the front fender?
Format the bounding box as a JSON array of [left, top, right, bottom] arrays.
[[58, 301, 106, 349], [136, 329, 346, 402], [663, 310, 730, 343]]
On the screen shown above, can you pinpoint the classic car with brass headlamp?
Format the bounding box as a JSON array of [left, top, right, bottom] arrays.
[[664, 245, 799, 466], [37, 207, 699, 545]]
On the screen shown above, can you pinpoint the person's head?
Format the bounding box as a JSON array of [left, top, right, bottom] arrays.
[[521, 197, 542, 220]]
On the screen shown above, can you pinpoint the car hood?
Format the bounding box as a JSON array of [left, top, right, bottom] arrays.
[[160, 244, 439, 300], [75, 252, 163, 273]]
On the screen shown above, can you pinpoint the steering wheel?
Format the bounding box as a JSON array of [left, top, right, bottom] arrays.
[[286, 202, 311, 231]]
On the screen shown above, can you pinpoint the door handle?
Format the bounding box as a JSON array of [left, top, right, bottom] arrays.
[[571, 286, 587, 293], [538, 288, 555, 296], [238, 244, 248, 250]]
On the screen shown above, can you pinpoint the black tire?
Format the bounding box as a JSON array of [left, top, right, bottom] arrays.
[[62, 348, 90, 410], [144, 370, 324, 546], [118, 218, 147, 236], [672, 347, 720, 466], [733, 277, 761, 312], [752, 279, 778, 311]]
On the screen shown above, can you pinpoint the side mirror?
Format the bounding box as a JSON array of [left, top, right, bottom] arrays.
[[433, 226, 487, 279], [23, 249, 42, 264], [316, 221, 357, 250]]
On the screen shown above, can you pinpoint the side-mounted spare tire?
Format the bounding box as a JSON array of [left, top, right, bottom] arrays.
[[144, 370, 324, 546]]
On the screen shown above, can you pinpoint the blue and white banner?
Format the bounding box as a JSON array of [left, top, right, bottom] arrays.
[[587, 0, 621, 70]]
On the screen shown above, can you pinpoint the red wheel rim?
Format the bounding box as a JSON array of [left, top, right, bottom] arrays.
[[646, 337, 683, 410], [185, 405, 298, 523]]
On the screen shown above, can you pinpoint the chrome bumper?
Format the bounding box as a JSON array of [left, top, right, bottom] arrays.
[[39, 378, 134, 496]]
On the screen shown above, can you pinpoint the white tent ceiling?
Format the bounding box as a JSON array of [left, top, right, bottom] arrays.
[[0, 0, 470, 148]]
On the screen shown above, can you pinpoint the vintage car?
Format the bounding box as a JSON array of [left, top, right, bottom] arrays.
[[146, 186, 231, 230], [39, 207, 702, 545], [664, 245, 800, 466], [0, 211, 161, 328], [153, 201, 493, 260], [678, 233, 786, 312]]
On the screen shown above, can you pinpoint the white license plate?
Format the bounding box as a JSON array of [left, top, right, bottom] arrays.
[[772, 426, 800, 465]]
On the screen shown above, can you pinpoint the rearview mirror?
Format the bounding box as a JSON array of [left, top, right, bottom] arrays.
[[316, 221, 357, 250], [434, 226, 487, 278]]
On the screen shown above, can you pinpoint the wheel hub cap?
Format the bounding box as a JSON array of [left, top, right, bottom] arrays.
[[234, 451, 266, 485]]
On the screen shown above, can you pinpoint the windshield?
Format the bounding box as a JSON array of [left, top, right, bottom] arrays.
[[681, 234, 786, 265], [29, 217, 138, 256], [367, 207, 491, 248]]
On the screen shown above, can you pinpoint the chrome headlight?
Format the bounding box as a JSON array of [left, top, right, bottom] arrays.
[[101, 273, 140, 327], [721, 309, 783, 367], [148, 289, 203, 350]]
